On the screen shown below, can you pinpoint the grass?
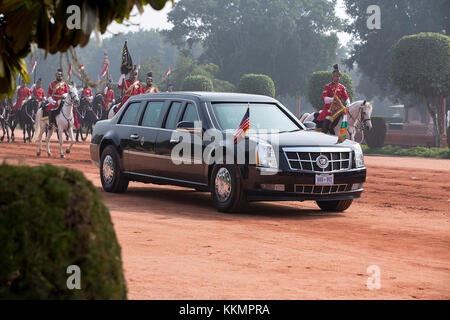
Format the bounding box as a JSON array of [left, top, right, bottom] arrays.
[[362, 145, 450, 159]]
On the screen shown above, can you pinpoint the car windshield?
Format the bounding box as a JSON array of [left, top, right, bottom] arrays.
[[212, 103, 301, 132]]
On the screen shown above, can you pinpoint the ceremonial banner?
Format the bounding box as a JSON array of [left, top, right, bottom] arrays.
[[30, 57, 37, 74], [121, 41, 133, 75], [337, 107, 348, 143]]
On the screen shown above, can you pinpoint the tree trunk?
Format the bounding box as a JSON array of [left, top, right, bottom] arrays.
[[424, 96, 442, 147]]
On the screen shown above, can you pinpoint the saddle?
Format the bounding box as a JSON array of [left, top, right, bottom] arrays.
[[40, 100, 63, 120], [312, 112, 344, 135]]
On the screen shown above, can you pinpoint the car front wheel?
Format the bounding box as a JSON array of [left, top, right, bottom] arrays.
[[210, 164, 247, 213], [100, 145, 129, 193], [316, 199, 353, 212]]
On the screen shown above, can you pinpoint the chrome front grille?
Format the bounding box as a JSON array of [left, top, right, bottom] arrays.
[[295, 184, 350, 194], [283, 147, 353, 173]]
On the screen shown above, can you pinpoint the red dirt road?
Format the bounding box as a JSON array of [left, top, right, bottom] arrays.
[[1, 138, 449, 299]]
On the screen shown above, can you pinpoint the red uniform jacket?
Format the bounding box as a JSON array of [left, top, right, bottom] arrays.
[[82, 87, 93, 98], [32, 87, 46, 102], [117, 79, 142, 112], [13, 87, 31, 111], [103, 89, 114, 110], [142, 86, 158, 94], [46, 81, 68, 112], [317, 82, 349, 121]]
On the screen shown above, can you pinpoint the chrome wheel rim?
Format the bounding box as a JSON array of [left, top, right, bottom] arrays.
[[215, 167, 232, 202], [102, 155, 114, 185]]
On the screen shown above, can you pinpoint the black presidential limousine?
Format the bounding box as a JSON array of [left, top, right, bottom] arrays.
[[90, 92, 366, 212]]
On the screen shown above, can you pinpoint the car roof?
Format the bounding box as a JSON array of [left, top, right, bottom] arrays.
[[132, 92, 279, 103]]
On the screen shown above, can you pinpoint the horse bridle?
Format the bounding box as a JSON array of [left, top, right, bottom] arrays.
[[349, 104, 371, 131]]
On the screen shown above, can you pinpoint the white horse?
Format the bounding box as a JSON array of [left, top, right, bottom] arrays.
[[300, 100, 373, 142], [107, 103, 120, 119], [32, 84, 80, 158]]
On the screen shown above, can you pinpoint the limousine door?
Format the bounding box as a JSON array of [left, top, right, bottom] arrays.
[[126, 100, 166, 175], [154, 101, 205, 184]]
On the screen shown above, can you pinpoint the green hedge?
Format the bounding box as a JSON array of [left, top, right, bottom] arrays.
[[362, 145, 450, 159], [364, 117, 387, 149], [237, 74, 275, 97], [181, 75, 213, 91], [307, 71, 355, 111], [0, 164, 127, 299], [213, 78, 235, 92]]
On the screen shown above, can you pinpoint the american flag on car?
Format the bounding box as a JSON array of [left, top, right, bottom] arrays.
[[233, 105, 250, 144]]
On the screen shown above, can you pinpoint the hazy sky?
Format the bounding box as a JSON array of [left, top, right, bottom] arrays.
[[105, 0, 352, 45]]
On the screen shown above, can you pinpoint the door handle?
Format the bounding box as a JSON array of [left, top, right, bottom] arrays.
[[170, 136, 180, 144], [130, 134, 139, 140]]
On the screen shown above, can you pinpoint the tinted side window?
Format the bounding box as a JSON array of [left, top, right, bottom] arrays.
[[120, 102, 141, 125], [165, 102, 182, 129], [182, 103, 199, 122], [141, 101, 164, 128]]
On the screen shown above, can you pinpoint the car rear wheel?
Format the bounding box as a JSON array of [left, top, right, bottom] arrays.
[[100, 145, 129, 193], [316, 199, 353, 212], [210, 164, 247, 213]]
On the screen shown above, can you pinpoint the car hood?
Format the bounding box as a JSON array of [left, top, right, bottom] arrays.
[[248, 130, 357, 149]]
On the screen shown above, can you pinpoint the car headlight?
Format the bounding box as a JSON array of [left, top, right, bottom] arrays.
[[353, 144, 365, 168], [256, 141, 278, 169]]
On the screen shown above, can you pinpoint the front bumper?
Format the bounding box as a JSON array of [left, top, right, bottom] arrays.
[[243, 166, 366, 202]]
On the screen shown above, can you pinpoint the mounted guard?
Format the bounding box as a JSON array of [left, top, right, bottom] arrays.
[[316, 64, 350, 134], [142, 72, 158, 94], [46, 69, 68, 130], [13, 79, 31, 112]]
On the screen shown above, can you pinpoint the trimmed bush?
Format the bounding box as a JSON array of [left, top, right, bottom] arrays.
[[0, 164, 127, 299], [237, 74, 275, 98], [307, 71, 355, 111], [181, 75, 213, 91], [213, 78, 235, 92], [365, 117, 387, 149]]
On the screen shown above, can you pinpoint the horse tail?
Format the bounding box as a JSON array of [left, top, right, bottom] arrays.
[[31, 110, 41, 143]]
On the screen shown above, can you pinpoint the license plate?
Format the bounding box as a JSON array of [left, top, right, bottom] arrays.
[[315, 174, 334, 185]]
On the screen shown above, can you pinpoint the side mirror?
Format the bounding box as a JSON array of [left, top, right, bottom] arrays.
[[175, 121, 202, 134], [303, 122, 316, 130]]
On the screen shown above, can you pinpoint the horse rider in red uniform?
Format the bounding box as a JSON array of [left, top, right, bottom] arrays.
[[117, 66, 142, 113], [142, 72, 158, 94], [31, 78, 46, 104], [46, 69, 68, 129], [13, 79, 31, 111], [103, 79, 115, 111], [81, 84, 93, 103], [316, 64, 350, 134]]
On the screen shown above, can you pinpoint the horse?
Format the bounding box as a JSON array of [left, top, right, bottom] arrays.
[[92, 93, 106, 121], [74, 95, 99, 141], [107, 102, 120, 120], [0, 98, 12, 142], [19, 97, 39, 142], [32, 84, 80, 158], [300, 100, 373, 143]]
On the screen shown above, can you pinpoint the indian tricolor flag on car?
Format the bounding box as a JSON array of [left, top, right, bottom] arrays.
[[337, 107, 348, 143], [233, 105, 250, 144]]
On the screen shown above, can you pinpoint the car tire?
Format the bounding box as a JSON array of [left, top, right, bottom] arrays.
[[210, 164, 247, 213], [100, 145, 129, 193], [316, 199, 353, 212]]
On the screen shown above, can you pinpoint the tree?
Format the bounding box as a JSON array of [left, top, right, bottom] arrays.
[[343, 0, 449, 98], [0, 0, 173, 98], [165, 0, 341, 96], [307, 71, 354, 111], [390, 32, 450, 147], [237, 74, 276, 98]]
